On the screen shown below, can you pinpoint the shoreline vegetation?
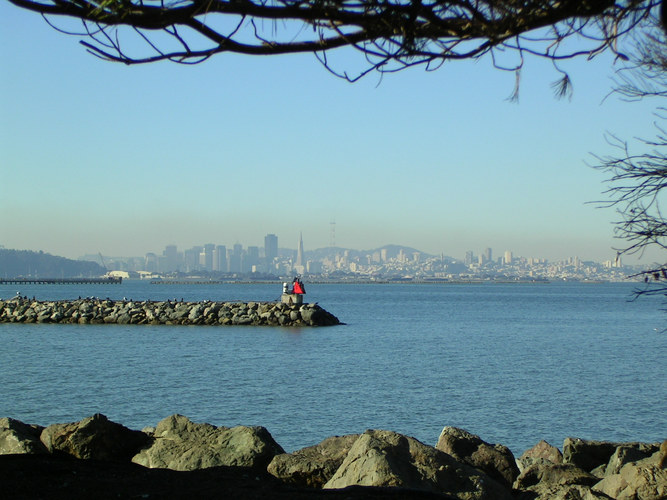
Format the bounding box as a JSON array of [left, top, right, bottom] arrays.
[[0, 297, 341, 327], [1, 414, 665, 499]]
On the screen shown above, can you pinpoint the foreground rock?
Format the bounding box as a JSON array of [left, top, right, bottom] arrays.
[[517, 440, 563, 472], [268, 434, 360, 488], [0, 297, 340, 327], [40, 413, 151, 461], [132, 414, 284, 471], [2, 414, 665, 499], [513, 462, 603, 500], [1, 454, 451, 499], [435, 426, 519, 488], [514, 437, 666, 500], [593, 453, 667, 499], [0, 418, 47, 455], [323, 430, 512, 500]]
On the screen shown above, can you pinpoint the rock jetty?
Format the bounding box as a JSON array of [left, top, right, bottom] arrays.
[[0, 297, 340, 326], [1, 414, 665, 499]]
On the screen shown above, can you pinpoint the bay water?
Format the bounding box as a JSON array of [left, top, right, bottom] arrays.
[[0, 281, 664, 455]]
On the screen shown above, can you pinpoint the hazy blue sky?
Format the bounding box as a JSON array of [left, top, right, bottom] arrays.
[[1, 3, 663, 263]]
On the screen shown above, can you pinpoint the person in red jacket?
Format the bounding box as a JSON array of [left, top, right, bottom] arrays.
[[292, 277, 305, 295]]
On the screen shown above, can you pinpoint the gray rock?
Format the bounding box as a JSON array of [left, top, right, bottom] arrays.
[[514, 483, 614, 500], [605, 444, 659, 476], [268, 434, 360, 488], [513, 462, 607, 500], [518, 440, 563, 472], [593, 452, 667, 500], [563, 438, 660, 474], [188, 304, 204, 321], [131, 414, 284, 471], [0, 417, 47, 455], [323, 429, 512, 499], [40, 413, 150, 460], [514, 462, 599, 490], [563, 438, 621, 472], [435, 426, 519, 488]]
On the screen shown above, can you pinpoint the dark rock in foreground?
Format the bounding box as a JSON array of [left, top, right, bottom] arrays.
[[1, 454, 451, 499], [0, 297, 341, 327], [435, 425, 520, 488], [1, 415, 665, 499]]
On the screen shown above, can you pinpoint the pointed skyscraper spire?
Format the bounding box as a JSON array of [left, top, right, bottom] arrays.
[[296, 232, 304, 268]]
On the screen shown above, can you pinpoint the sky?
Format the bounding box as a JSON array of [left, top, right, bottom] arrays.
[[0, 2, 664, 264]]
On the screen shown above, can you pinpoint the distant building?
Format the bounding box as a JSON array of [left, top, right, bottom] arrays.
[[164, 245, 178, 272], [294, 233, 305, 274], [185, 246, 202, 272], [504, 250, 513, 265], [244, 246, 260, 273], [228, 244, 242, 273], [484, 247, 492, 263], [202, 243, 215, 271], [215, 245, 227, 272], [144, 252, 158, 273], [264, 234, 278, 264]]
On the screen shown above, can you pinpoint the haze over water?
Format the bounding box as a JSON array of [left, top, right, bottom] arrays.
[[1, 280, 664, 455]]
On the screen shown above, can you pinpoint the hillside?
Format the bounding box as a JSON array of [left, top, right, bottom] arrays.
[[0, 249, 105, 278]]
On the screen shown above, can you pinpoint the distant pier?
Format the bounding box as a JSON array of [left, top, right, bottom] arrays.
[[0, 277, 122, 285]]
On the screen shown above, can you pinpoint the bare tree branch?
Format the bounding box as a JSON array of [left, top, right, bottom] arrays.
[[6, 0, 660, 82], [592, 21, 667, 303]]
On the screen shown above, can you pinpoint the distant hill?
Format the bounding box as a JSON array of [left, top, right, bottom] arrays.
[[0, 249, 105, 278], [304, 244, 440, 262]]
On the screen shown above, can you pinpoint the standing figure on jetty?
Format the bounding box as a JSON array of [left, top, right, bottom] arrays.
[[292, 277, 305, 295]]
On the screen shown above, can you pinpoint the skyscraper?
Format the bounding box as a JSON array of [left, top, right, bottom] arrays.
[[164, 245, 178, 272], [484, 247, 492, 263], [294, 233, 305, 274], [296, 233, 304, 268], [264, 234, 278, 263], [228, 244, 242, 273], [202, 243, 215, 271], [215, 245, 227, 272], [244, 246, 260, 273], [504, 250, 513, 265]]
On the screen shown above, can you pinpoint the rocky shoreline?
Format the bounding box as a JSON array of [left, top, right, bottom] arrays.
[[1, 414, 664, 499], [0, 297, 341, 327]]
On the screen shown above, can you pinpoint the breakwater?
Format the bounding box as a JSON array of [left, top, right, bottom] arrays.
[[0, 297, 340, 326], [0, 277, 122, 285]]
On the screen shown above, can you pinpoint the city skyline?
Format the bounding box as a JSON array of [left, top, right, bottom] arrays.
[[2, 220, 661, 268], [74, 233, 636, 269], [1, 3, 663, 268], [65, 234, 631, 283]]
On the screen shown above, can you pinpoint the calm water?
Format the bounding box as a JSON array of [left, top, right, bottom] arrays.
[[0, 281, 664, 455]]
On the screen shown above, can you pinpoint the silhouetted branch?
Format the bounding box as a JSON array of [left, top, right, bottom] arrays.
[[592, 21, 667, 304], [6, 0, 659, 82]]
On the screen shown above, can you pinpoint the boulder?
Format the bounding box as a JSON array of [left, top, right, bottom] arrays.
[[593, 451, 667, 500], [564, 438, 661, 475], [514, 483, 614, 500], [563, 438, 622, 472], [268, 434, 360, 488], [604, 444, 659, 476], [131, 414, 284, 471], [0, 418, 47, 455], [435, 426, 519, 487], [323, 429, 513, 500], [518, 440, 563, 472], [513, 462, 602, 500], [40, 413, 150, 461], [514, 462, 599, 490]]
